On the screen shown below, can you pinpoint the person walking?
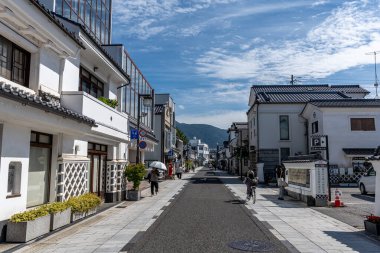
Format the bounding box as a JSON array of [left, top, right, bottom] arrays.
[[148, 167, 159, 196], [276, 165, 287, 200], [175, 164, 183, 179]]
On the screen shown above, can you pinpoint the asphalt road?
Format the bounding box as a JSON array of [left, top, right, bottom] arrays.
[[127, 169, 290, 253], [313, 187, 375, 229]]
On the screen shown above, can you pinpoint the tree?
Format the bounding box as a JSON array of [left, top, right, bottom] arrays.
[[176, 127, 189, 145]]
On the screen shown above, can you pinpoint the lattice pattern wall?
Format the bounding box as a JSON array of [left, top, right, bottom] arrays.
[[330, 171, 367, 185], [106, 162, 127, 193], [57, 160, 89, 202]]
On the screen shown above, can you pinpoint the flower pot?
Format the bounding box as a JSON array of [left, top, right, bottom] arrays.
[[364, 220, 380, 236], [6, 215, 50, 242], [50, 208, 71, 231], [86, 207, 97, 216], [71, 211, 86, 222], [127, 190, 141, 201]]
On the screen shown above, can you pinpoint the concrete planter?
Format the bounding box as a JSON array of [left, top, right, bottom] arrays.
[[127, 190, 141, 201], [364, 220, 380, 236], [50, 208, 71, 231], [6, 215, 50, 243], [71, 211, 86, 222], [86, 207, 97, 216]]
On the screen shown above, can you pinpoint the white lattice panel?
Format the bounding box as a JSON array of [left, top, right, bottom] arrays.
[[107, 162, 127, 193], [57, 160, 89, 202]]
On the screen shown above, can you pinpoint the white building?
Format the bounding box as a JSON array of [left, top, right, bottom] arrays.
[[302, 99, 380, 181], [226, 122, 249, 176], [189, 137, 209, 165], [0, 0, 156, 241], [247, 85, 369, 182]]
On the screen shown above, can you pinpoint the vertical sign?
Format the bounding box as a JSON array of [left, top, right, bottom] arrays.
[[131, 129, 138, 139]]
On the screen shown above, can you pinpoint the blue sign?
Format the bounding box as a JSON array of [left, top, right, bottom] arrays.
[[131, 129, 138, 139], [139, 141, 147, 149]]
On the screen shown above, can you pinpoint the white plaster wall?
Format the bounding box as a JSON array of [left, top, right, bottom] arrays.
[[322, 108, 380, 167], [39, 47, 60, 95], [145, 114, 163, 161], [258, 104, 307, 157], [0, 123, 30, 221], [61, 134, 87, 157], [61, 57, 80, 92]]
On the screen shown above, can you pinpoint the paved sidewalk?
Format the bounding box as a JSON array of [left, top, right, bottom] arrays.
[[3, 168, 201, 253], [219, 172, 380, 253]]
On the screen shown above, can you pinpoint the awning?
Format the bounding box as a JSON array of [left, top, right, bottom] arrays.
[[342, 148, 375, 157]]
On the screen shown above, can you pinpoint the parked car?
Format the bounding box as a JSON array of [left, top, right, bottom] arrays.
[[359, 167, 376, 195]]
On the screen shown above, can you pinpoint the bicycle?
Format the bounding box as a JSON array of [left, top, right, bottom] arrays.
[[246, 186, 256, 204]]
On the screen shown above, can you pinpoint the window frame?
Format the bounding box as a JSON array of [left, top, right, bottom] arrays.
[[279, 115, 290, 140], [0, 35, 30, 87], [350, 118, 376, 131], [79, 66, 104, 98], [311, 121, 319, 134]]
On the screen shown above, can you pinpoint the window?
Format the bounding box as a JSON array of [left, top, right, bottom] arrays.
[[279, 115, 289, 140], [350, 118, 375, 131], [312, 121, 319, 134], [79, 67, 104, 98], [0, 35, 30, 87], [7, 162, 22, 197], [280, 148, 290, 162]]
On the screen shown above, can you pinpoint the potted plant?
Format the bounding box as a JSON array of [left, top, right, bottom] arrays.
[[6, 207, 50, 242], [125, 163, 146, 201], [45, 202, 71, 231], [67, 193, 101, 222], [364, 214, 380, 236]]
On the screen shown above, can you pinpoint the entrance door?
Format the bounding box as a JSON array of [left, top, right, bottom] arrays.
[[27, 132, 52, 207], [88, 143, 107, 198]]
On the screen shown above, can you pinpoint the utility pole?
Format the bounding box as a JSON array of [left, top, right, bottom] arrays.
[[290, 75, 295, 85], [366, 51, 380, 98]]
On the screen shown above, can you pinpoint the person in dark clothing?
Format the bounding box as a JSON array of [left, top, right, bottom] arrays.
[[148, 168, 159, 196]]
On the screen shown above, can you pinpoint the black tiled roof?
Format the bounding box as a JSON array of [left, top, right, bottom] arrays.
[[256, 91, 349, 103], [308, 99, 380, 108], [342, 148, 375, 156], [0, 82, 95, 126], [29, 0, 85, 49], [251, 84, 369, 94]]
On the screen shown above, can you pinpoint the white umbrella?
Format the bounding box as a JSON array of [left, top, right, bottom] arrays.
[[150, 161, 167, 171]]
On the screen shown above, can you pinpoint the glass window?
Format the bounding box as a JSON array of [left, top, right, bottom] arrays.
[[280, 115, 289, 140], [55, 0, 63, 13], [7, 162, 22, 196], [79, 66, 104, 98], [351, 118, 375, 131], [0, 35, 30, 87], [312, 121, 318, 134]]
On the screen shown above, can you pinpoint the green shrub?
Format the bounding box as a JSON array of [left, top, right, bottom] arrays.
[[10, 207, 49, 223], [44, 202, 69, 214], [98, 97, 118, 109], [67, 193, 101, 213], [124, 163, 146, 190]]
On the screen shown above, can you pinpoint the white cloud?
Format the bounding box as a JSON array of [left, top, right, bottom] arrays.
[[113, 0, 238, 39], [312, 0, 330, 7], [176, 110, 247, 129], [196, 1, 380, 82], [178, 105, 185, 110]]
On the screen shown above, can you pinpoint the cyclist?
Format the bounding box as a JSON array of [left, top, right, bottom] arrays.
[[244, 171, 258, 203]]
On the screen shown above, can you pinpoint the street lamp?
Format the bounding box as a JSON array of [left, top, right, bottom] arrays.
[[136, 94, 153, 164]]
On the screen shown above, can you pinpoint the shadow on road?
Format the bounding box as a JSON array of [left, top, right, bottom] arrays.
[[351, 194, 375, 202], [224, 199, 246, 205], [324, 231, 380, 251]]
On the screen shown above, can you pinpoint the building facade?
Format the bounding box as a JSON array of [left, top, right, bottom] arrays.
[[247, 85, 369, 182], [0, 0, 156, 242]]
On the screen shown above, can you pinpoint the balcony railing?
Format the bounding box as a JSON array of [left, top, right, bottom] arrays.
[[61, 91, 128, 139]]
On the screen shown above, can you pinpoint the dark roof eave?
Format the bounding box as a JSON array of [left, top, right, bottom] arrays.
[[29, 0, 85, 49]]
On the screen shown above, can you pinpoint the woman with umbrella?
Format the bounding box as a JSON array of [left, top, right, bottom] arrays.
[[148, 167, 159, 196]]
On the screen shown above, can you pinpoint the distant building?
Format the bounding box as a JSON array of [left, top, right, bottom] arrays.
[[247, 84, 369, 181], [226, 122, 249, 176]]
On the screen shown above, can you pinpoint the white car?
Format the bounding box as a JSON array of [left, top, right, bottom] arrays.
[[359, 167, 376, 195]]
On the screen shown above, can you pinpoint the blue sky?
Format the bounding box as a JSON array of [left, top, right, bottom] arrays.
[[112, 0, 380, 129]]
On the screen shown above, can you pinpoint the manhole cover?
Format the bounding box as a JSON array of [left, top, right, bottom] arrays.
[[228, 240, 275, 252]]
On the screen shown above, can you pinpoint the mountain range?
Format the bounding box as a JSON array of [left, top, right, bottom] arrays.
[[176, 121, 228, 149]]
